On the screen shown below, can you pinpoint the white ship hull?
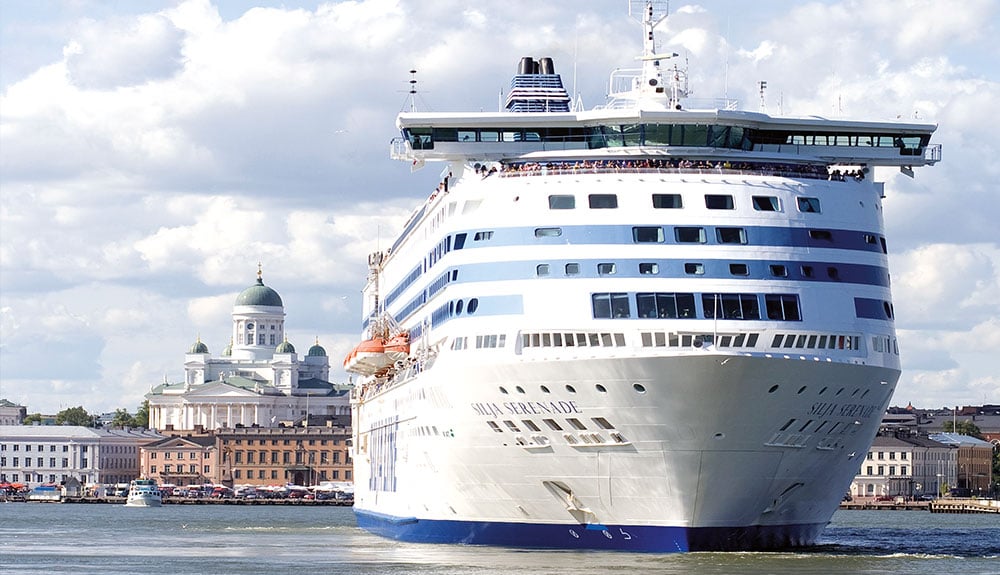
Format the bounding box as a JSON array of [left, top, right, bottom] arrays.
[[353, 351, 896, 551]]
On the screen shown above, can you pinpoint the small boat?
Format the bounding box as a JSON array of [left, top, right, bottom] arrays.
[[125, 478, 162, 507], [383, 332, 410, 361]]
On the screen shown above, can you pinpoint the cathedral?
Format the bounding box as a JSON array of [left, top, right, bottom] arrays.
[[146, 268, 349, 432]]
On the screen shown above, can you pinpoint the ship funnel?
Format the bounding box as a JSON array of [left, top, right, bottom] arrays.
[[539, 57, 555, 75], [518, 57, 535, 75]]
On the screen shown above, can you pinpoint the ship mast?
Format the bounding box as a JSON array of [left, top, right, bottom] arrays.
[[628, 0, 687, 109]]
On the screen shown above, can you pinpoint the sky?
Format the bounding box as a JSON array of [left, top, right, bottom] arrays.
[[1, 0, 998, 416]]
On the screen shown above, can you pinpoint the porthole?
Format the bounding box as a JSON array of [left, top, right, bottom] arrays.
[[595, 384, 607, 393], [819, 386, 828, 395], [467, 298, 479, 314], [515, 386, 525, 394], [455, 300, 464, 314], [633, 383, 646, 394], [565, 385, 577, 393], [540, 385, 550, 394], [797, 386, 807, 394], [499, 386, 509, 395], [768, 385, 779, 393]]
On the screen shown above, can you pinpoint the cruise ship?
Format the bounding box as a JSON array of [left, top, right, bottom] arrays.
[[348, 1, 940, 551]]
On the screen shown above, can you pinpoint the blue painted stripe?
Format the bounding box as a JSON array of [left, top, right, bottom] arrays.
[[354, 509, 826, 552]]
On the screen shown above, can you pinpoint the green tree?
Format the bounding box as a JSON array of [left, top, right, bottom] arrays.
[[55, 406, 95, 427], [23, 413, 42, 425], [942, 420, 983, 439], [109, 408, 134, 428], [133, 400, 150, 429]]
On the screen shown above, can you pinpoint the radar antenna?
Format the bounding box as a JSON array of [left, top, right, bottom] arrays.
[[627, 0, 687, 109]]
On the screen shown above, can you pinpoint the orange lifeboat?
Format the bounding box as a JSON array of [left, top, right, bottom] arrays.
[[383, 332, 410, 361], [344, 337, 394, 375]]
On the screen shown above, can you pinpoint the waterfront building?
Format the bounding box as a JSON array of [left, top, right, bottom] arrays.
[[215, 422, 352, 487], [928, 432, 994, 496], [0, 425, 163, 488], [146, 268, 351, 432], [139, 434, 217, 488], [0, 399, 27, 426], [850, 433, 955, 499]]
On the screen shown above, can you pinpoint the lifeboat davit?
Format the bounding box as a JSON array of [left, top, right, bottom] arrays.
[[343, 338, 394, 376]]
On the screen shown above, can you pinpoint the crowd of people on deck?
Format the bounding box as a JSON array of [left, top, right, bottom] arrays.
[[494, 158, 863, 181]]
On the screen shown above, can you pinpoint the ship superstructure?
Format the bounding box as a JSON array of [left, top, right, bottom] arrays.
[[348, 1, 939, 551]]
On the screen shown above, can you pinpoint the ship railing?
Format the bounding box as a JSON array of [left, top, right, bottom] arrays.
[[498, 164, 846, 182], [389, 137, 411, 160], [924, 143, 942, 164]]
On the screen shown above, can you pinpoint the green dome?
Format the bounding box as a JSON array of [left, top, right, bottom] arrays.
[[276, 340, 296, 354], [307, 341, 327, 357], [188, 340, 209, 354], [235, 277, 283, 307], [222, 340, 233, 357]]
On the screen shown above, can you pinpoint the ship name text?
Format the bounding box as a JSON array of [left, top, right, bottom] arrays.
[[471, 400, 582, 418], [808, 402, 879, 419]]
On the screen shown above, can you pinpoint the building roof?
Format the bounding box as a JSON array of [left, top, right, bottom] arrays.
[[0, 425, 162, 440], [928, 432, 994, 447]]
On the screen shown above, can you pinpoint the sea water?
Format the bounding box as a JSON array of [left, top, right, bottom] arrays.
[[1, 503, 997, 574]]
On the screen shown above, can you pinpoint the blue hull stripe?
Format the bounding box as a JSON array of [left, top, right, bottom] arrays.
[[354, 509, 826, 552]]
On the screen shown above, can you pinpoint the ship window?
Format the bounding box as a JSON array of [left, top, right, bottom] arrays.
[[522, 420, 541, 432], [565, 263, 580, 276], [596, 384, 607, 393], [541, 385, 551, 393], [567, 418, 587, 430], [614, 333, 625, 346], [717, 227, 747, 244], [801, 265, 814, 278], [675, 227, 706, 243], [467, 298, 479, 314], [535, 227, 562, 237], [458, 130, 476, 142], [588, 194, 618, 209], [565, 384, 577, 393], [765, 294, 802, 321], [487, 421, 503, 433], [770, 264, 788, 277], [729, 263, 749, 276], [827, 266, 839, 279], [705, 194, 734, 209], [576, 333, 587, 346], [684, 263, 705, 275], [633, 226, 664, 243], [480, 130, 500, 142], [592, 292, 630, 319], [597, 263, 617, 275], [453, 233, 467, 250], [752, 196, 780, 211], [548, 195, 575, 209], [588, 333, 601, 346], [536, 264, 550, 277], [809, 229, 833, 241], [652, 193, 683, 209], [864, 234, 878, 245], [473, 231, 494, 241], [503, 420, 521, 432], [702, 293, 760, 320], [639, 262, 659, 275], [455, 300, 465, 314], [543, 419, 563, 431], [797, 197, 821, 213], [593, 417, 615, 430], [633, 383, 646, 394]]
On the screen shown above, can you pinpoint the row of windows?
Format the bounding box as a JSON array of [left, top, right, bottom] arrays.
[[450, 333, 507, 350], [1, 457, 74, 468], [772, 333, 863, 351], [521, 331, 627, 349], [868, 451, 910, 460], [547, 193, 824, 214], [640, 331, 761, 349], [863, 465, 909, 476], [591, 292, 802, 321], [229, 469, 351, 481], [149, 451, 203, 460], [227, 438, 343, 446], [405, 124, 929, 153], [1, 444, 70, 452], [153, 465, 211, 474]]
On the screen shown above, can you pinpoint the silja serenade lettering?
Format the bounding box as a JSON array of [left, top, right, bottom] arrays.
[[471, 400, 582, 418], [808, 402, 878, 419]]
